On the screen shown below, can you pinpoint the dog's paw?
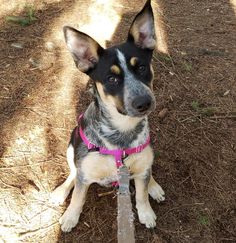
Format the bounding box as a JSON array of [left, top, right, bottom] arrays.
[[148, 183, 165, 202], [137, 206, 157, 228], [49, 186, 69, 206], [59, 208, 80, 232]]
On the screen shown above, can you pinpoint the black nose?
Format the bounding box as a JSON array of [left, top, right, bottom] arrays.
[[132, 96, 152, 112]]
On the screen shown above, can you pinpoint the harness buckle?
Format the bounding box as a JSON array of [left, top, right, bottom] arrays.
[[88, 142, 94, 149], [122, 150, 126, 158]]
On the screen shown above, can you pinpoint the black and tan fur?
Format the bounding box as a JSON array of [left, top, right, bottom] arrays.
[[50, 0, 165, 232]]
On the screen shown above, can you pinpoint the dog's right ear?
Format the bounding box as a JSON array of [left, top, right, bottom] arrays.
[[63, 26, 104, 73], [128, 0, 156, 50]]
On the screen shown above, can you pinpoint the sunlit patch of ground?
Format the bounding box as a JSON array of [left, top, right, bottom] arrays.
[[0, 0, 64, 23], [230, 0, 236, 14], [152, 1, 168, 54]]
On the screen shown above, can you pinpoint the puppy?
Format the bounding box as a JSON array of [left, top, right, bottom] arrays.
[[50, 0, 165, 232]]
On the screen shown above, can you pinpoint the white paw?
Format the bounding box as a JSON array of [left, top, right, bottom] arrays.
[[137, 206, 157, 228], [59, 208, 80, 232], [49, 185, 70, 206], [148, 183, 165, 202]]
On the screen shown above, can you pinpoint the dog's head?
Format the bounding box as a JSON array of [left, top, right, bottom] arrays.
[[64, 0, 156, 118]]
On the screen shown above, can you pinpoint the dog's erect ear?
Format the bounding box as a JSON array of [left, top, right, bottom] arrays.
[[128, 0, 156, 50], [63, 26, 104, 72]]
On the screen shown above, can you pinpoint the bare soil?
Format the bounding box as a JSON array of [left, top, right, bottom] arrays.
[[0, 0, 235, 242]]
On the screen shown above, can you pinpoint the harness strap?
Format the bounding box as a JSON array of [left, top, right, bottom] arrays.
[[79, 126, 97, 150]]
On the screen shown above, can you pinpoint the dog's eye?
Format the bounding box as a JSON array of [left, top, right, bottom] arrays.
[[107, 76, 119, 84], [138, 65, 146, 73]]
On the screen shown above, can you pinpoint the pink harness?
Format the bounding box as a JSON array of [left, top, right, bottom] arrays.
[[76, 114, 150, 186]]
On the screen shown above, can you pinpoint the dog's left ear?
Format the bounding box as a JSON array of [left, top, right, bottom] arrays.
[[128, 0, 156, 50]]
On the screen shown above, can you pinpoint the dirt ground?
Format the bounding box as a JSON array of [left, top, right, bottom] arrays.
[[0, 0, 235, 242]]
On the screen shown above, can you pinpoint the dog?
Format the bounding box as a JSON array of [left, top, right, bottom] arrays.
[[50, 0, 165, 232]]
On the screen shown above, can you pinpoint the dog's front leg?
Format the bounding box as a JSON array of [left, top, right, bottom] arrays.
[[59, 180, 89, 232], [134, 173, 157, 228], [148, 175, 165, 202]]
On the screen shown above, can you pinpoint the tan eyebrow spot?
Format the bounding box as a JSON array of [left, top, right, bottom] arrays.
[[110, 65, 120, 75], [130, 57, 138, 66]]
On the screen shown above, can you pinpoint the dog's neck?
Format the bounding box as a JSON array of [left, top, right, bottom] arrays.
[[103, 103, 144, 132]]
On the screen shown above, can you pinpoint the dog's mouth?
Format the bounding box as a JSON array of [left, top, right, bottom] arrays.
[[116, 106, 154, 118], [129, 109, 153, 117], [116, 107, 127, 116]]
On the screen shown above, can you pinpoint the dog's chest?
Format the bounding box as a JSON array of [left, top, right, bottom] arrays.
[[80, 145, 154, 185]]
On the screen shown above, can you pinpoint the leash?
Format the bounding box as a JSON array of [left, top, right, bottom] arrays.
[[117, 165, 135, 243]]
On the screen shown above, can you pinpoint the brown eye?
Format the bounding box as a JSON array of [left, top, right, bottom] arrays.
[[107, 76, 119, 84], [138, 65, 146, 73]]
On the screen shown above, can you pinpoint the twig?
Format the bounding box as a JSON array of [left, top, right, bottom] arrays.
[[179, 176, 190, 185], [0, 178, 21, 190], [98, 190, 115, 197], [203, 131, 214, 145], [84, 222, 90, 228], [210, 115, 236, 119]]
